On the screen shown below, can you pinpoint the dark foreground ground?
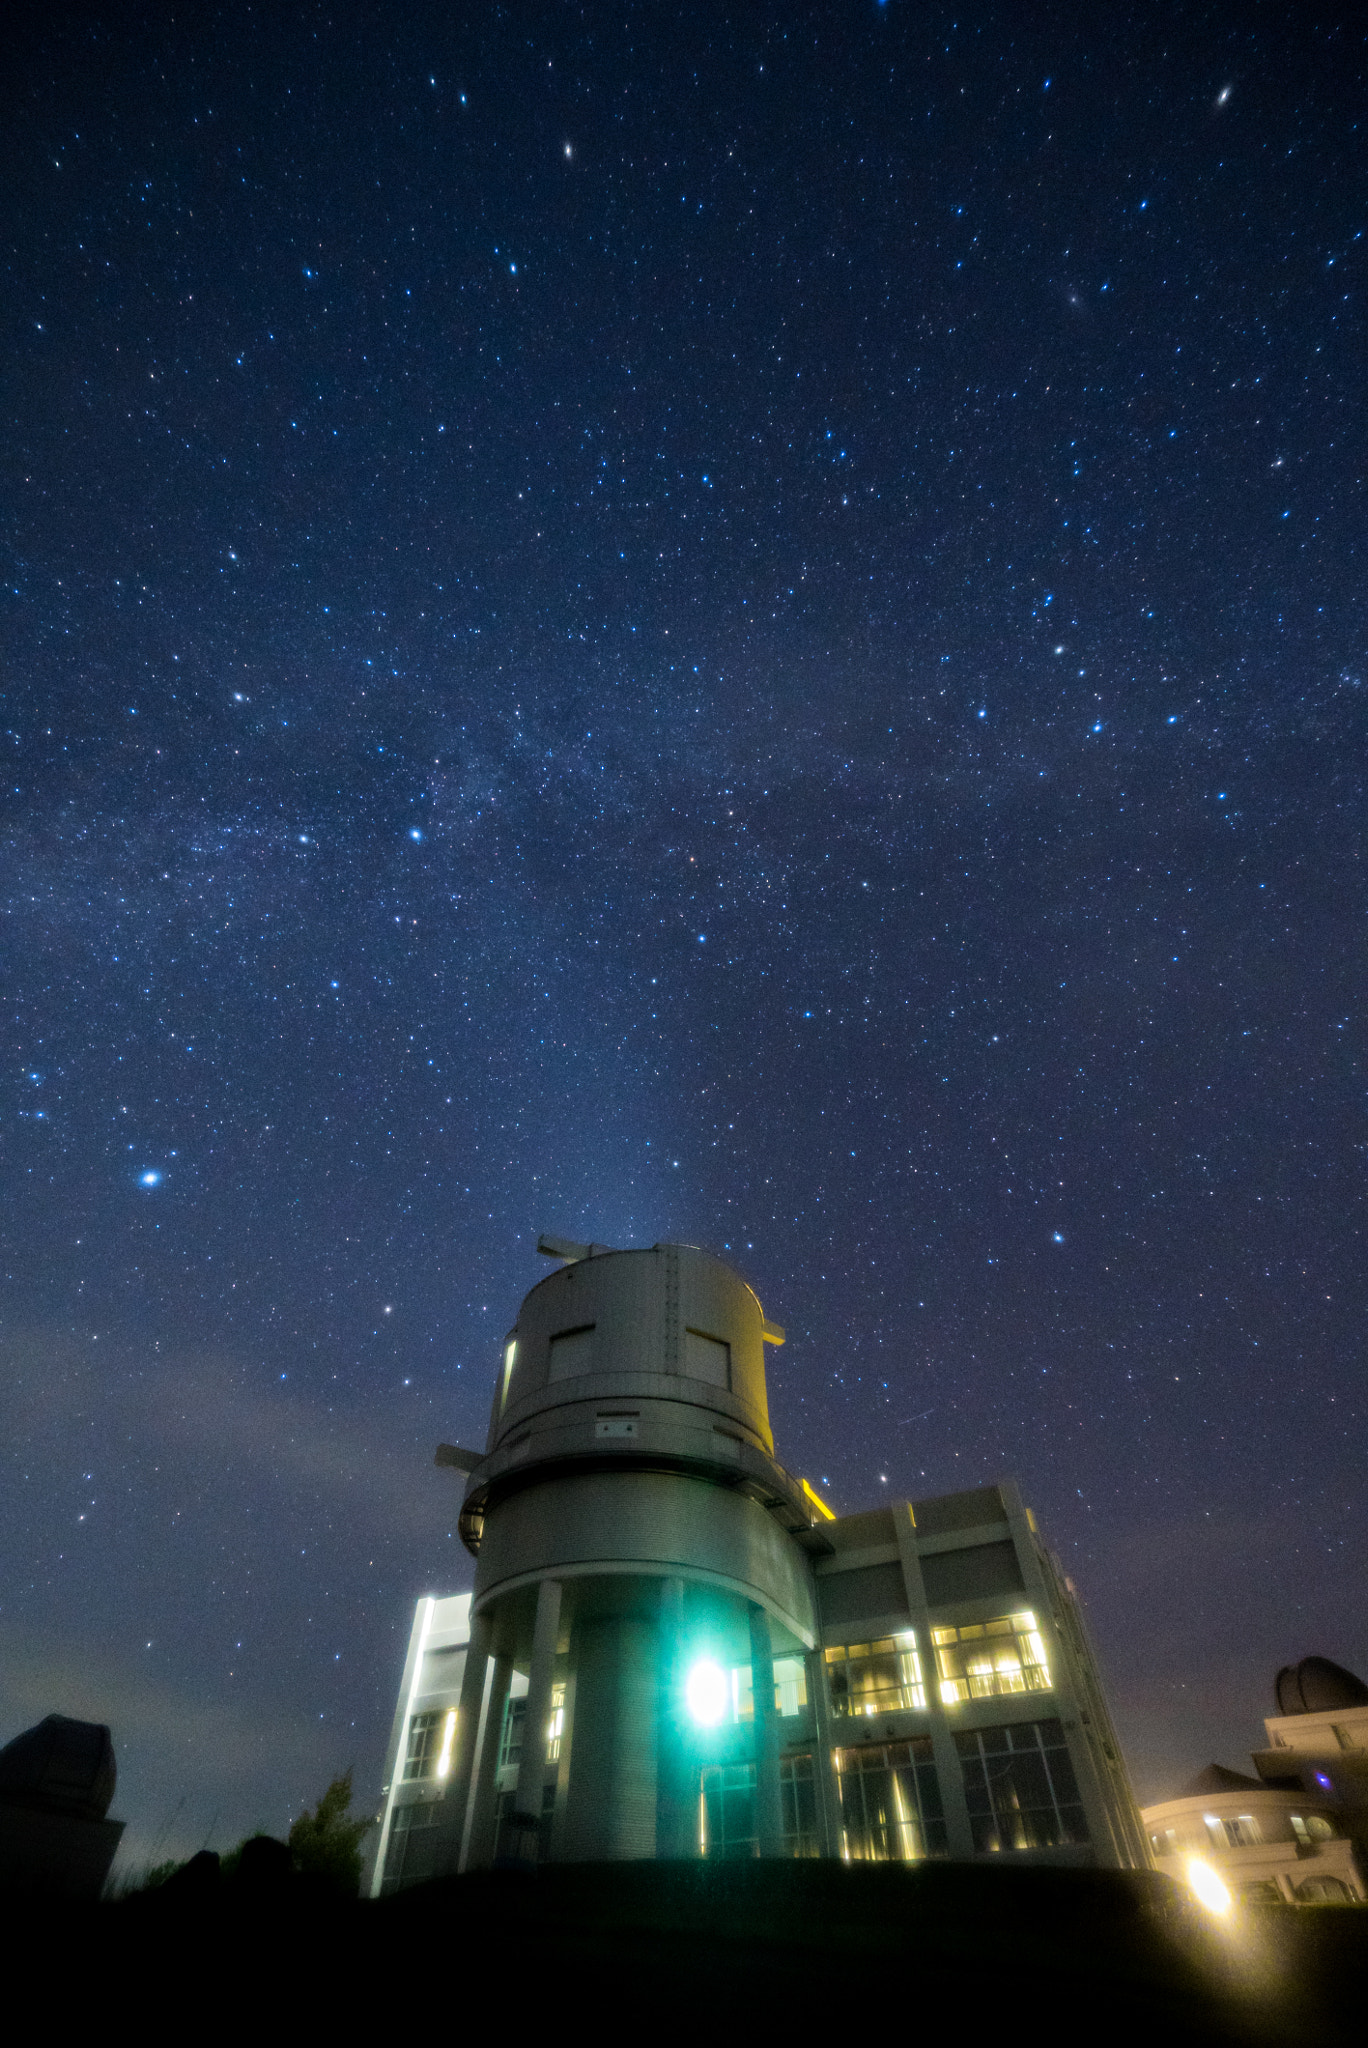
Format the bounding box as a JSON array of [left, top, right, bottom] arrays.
[[10, 1860, 1366, 2044]]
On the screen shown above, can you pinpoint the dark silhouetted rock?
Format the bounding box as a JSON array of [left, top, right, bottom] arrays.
[[234, 1834, 294, 1894], [159, 1849, 222, 1899]]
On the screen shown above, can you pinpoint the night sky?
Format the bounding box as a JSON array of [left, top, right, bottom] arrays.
[[4, 4, 1365, 1875]]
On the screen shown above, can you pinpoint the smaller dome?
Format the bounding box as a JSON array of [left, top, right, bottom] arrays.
[[1274, 1656, 1368, 1717], [0, 1714, 116, 1820]]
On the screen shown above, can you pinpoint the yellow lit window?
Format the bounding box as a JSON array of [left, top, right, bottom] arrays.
[[546, 1682, 566, 1762], [826, 1632, 927, 1717], [932, 1612, 1050, 1705]]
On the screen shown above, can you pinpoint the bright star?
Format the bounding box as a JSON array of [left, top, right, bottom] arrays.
[[140, 1170, 162, 1187]]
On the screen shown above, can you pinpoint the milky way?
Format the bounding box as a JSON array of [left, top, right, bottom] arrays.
[[3, 6, 1364, 1869]]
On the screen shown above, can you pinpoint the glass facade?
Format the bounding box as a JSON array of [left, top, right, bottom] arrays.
[[932, 1612, 1051, 1704], [700, 1762, 758, 1858], [781, 1752, 821, 1857], [834, 1737, 947, 1861], [955, 1718, 1089, 1852], [825, 1633, 927, 1717], [696, 1754, 820, 1858]]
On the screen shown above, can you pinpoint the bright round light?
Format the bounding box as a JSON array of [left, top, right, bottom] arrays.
[[139, 1170, 162, 1187], [685, 1659, 728, 1726], [1186, 1857, 1233, 1916]]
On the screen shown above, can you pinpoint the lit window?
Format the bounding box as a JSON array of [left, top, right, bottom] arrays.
[[402, 1710, 445, 1781], [955, 1719, 1088, 1852], [499, 1339, 517, 1410], [835, 1737, 947, 1861], [825, 1632, 927, 1717], [547, 1682, 566, 1762], [1222, 1815, 1260, 1848], [730, 1657, 810, 1721], [931, 1612, 1050, 1704]]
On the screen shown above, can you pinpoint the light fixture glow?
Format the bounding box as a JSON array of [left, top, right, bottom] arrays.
[[436, 1708, 457, 1778], [685, 1659, 728, 1726], [1186, 1857, 1233, 1916]]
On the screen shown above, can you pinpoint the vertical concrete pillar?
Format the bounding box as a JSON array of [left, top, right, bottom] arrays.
[[422, 1607, 493, 1882], [656, 1576, 696, 1858], [562, 1605, 659, 1860], [463, 1649, 513, 1871], [508, 1577, 562, 1865], [749, 1603, 784, 1856], [892, 1501, 976, 1859], [806, 1643, 844, 1858]]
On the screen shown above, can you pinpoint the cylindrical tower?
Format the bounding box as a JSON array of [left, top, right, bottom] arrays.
[[441, 1239, 830, 1866]]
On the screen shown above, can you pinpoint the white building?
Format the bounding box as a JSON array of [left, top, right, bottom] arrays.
[[1141, 1657, 1368, 1906], [370, 1238, 1147, 1892]]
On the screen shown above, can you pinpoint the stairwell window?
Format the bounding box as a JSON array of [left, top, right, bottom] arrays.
[[402, 1710, 444, 1781]]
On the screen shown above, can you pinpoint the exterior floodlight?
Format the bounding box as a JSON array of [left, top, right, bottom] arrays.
[[1186, 1857, 1233, 1916], [685, 1659, 728, 1727]]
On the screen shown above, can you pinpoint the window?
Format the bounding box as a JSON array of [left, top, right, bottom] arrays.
[[684, 1328, 731, 1388], [1221, 1815, 1260, 1848], [548, 1325, 595, 1380], [499, 1339, 517, 1411], [382, 1799, 442, 1889], [730, 1657, 809, 1721], [781, 1753, 821, 1857], [699, 1756, 822, 1860], [932, 1612, 1051, 1704], [1238, 1880, 1283, 1905], [547, 1682, 566, 1762], [701, 1763, 757, 1859], [826, 1633, 927, 1717], [491, 1782, 556, 1865], [835, 1737, 947, 1861], [498, 1694, 525, 1772], [402, 1709, 444, 1781], [955, 1719, 1088, 1852]]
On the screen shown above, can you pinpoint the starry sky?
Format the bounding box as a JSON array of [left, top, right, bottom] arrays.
[[3, 3, 1364, 1873]]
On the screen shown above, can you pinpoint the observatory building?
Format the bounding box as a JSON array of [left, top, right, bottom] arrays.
[[371, 1238, 1146, 1891]]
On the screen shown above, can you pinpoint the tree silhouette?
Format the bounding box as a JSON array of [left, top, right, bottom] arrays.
[[288, 1770, 373, 1897]]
